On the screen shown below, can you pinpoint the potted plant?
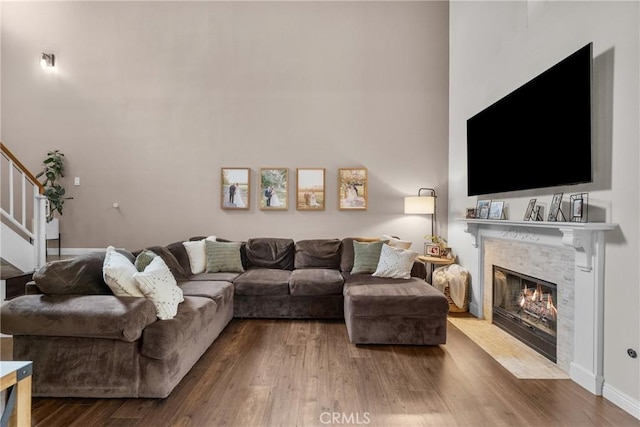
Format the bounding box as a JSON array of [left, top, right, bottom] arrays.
[[35, 150, 72, 236]]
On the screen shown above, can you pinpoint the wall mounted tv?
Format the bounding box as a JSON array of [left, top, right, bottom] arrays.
[[466, 42, 593, 196]]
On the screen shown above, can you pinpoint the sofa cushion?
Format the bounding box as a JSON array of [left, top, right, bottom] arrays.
[[372, 244, 419, 279], [134, 257, 184, 320], [33, 251, 124, 295], [344, 277, 449, 317], [205, 240, 244, 273], [233, 269, 291, 296], [294, 239, 342, 269], [103, 246, 145, 297], [140, 296, 218, 360], [187, 272, 242, 282], [288, 269, 344, 296], [351, 240, 384, 275], [139, 246, 188, 281], [166, 240, 194, 276], [179, 280, 234, 307], [244, 238, 294, 270], [0, 294, 157, 342]]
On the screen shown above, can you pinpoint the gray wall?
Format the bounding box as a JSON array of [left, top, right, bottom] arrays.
[[1, 1, 449, 251], [448, 0, 639, 416]]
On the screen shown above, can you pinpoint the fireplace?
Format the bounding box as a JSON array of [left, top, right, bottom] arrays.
[[492, 265, 557, 363]]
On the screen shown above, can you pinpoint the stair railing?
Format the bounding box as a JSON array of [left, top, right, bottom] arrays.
[[1, 142, 48, 270]]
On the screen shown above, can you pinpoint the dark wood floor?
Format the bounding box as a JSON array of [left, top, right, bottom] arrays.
[[2, 318, 638, 427]]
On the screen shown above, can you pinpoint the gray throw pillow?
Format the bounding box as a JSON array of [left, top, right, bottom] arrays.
[[205, 240, 244, 273], [351, 240, 384, 274]]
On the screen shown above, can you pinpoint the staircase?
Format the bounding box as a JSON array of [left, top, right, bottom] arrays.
[[0, 142, 47, 301]]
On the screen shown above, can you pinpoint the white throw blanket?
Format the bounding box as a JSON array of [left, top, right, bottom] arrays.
[[433, 264, 469, 309]]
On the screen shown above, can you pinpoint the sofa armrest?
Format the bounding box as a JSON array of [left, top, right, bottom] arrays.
[[25, 281, 42, 295], [0, 295, 157, 342]]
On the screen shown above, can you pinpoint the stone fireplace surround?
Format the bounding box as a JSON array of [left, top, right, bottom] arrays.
[[460, 219, 617, 396]]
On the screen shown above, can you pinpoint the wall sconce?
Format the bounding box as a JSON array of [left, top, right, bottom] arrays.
[[404, 187, 437, 236], [40, 53, 55, 69]]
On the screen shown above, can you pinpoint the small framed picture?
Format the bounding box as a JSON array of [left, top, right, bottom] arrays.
[[338, 168, 367, 210], [476, 200, 491, 219], [465, 208, 477, 219], [488, 201, 505, 220], [523, 198, 537, 221], [297, 168, 325, 210], [260, 168, 288, 210], [440, 247, 452, 258], [425, 244, 441, 257], [532, 205, 543, 222], [548, 192, 564, 221], [221, 168, 250, 210], [570, 193, 588, 223]]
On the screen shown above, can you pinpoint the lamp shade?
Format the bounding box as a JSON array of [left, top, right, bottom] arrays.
[[404, 196, 435, 214]]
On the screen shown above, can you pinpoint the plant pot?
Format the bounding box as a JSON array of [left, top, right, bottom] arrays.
[[46, 218, 60, 239]]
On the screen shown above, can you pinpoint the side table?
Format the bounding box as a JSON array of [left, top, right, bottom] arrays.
[[1, 361, 33, 427], [418, 255, 455, 283]]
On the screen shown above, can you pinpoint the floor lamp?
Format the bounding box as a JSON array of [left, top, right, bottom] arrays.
[[404, 187, 437, 238]]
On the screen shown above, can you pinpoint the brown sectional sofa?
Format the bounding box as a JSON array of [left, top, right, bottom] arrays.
[[0, 236, 448, 398]]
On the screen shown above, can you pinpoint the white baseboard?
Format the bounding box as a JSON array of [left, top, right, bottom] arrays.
[[603, 382, 640, 420]]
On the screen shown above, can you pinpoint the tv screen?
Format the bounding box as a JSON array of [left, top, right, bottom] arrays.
[[467, 43, 593, 196]]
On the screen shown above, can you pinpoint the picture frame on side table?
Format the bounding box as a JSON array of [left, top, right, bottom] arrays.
[[260, 168, 288, 210], [523, 198, 537, 221], [488, 201, 505, 220], [297, 168, 325, 211], [425, 244, 441, 257], [221, 167, 250, 210], [570, 193, 588, 222], [547, 192, 565, 221], [338, 168, 367, 210], [476, 200, 491, 219]]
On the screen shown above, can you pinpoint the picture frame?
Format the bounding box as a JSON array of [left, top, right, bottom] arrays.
[[476, 200, 491, 219], [296, 168, 325, 211], [570, 193, 588, 223], [532, 205, 543, 222], [465, 208, 477, 219], [260, 168, 288, 210], [488, 201, 505, 220], [523, 198, 537, 221], [425, 244, 441, 257], [338, 168, 367, 210], [547, 192, 564, 222], [221, 168, 250, 210]]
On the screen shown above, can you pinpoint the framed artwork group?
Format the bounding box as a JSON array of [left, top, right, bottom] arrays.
[[220, 167, 368, 212]]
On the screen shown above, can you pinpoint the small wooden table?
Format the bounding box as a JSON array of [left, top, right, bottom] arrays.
[[1, 361, 33, 427], [418, 255, 456, 282]]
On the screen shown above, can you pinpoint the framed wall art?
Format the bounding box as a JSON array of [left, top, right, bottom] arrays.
[[296, 168, 325, 211], [338, 168, 367, 210], [221, 168, 250, 210], [260, 168, 288, 210]]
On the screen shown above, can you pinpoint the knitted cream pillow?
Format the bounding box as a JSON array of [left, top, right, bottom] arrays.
[[133, 256, 184, 320]]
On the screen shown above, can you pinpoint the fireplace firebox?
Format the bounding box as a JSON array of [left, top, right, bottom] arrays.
[[492, 266, 557, 362]]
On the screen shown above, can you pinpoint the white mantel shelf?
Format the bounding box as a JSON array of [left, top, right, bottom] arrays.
[[457, 217, 618, 396], [457, 218, 618, 272]]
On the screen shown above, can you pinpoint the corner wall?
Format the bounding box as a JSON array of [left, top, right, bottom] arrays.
[[449, 0, 639, 418]]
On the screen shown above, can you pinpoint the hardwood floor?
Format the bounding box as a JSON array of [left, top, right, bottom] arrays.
[[4, 319, 638, 427]]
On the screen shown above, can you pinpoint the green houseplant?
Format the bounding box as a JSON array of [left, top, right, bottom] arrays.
[[35, 150, 72, 222]]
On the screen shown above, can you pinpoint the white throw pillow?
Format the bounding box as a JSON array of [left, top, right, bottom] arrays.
[[372, 244, 419, 279], [381, 234, 412, 250], [133, 256, 184, 320], [182, 236, 217, 275], [103, 246, 144, 297]]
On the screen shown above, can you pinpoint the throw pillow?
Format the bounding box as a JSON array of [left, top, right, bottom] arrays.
[[103, 246, 145, 297], [182, 236, 217, 275], [372, 244, 419, 279], [135, 249, 157, 272], [351, 240, 384, 274], [205, 240, 244, 273], [133, 256, 184, 320], [381, 234, 412, 250]]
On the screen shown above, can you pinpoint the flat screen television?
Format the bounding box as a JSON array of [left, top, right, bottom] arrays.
[[466, 42, 593, 196]]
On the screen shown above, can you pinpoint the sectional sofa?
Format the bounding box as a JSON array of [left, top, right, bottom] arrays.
[[0, 236, 449, 398]]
